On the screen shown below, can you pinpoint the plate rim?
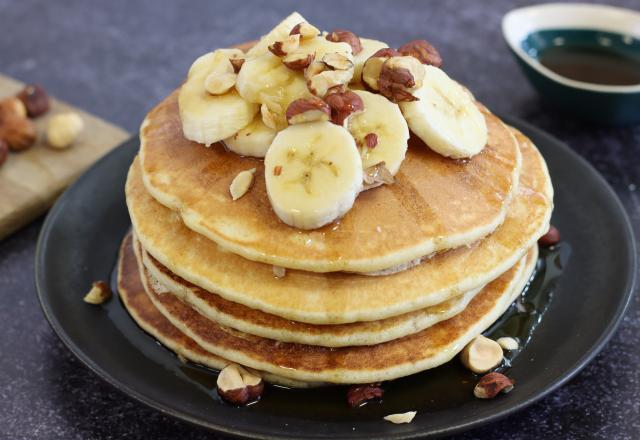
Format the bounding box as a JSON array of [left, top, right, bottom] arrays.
[[34, 118, 637, 440]]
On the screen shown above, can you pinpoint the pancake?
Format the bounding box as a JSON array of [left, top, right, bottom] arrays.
[[117, 234, 322, 388], [137, 236, 482, 347], [139, 88, 521, 273], [129, 234, 538, 384], [126, 129, 552, 324]]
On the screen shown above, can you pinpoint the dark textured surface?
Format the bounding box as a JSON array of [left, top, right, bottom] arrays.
[[0, 0, 638, 439]]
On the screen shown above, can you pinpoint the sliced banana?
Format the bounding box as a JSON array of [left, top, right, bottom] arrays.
[[223, 115, 276, 158], [349, 90, 409, 176], [400, 66, 488, 159], [264, 121, 363, 229], [352, 38, 388, 85], [179, 51, 259, 146], [245, 12, 306, 58]]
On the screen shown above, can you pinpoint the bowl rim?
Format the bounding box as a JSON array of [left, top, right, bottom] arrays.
[[502, 2, 640, 94]]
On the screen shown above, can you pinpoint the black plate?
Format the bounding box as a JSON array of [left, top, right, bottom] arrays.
[[35, 118, 636, 439]]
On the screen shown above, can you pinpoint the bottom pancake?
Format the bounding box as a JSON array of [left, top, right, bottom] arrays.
[[124, 235, 538, 384], [117, 233, 323, 388]]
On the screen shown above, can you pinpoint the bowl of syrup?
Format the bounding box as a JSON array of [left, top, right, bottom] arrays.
[[503, 3, 640, 125]]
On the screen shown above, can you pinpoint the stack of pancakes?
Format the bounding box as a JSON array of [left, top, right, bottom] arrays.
[[118, 88, 553, 387]]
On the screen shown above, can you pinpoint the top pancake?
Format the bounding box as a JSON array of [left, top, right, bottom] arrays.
[[139, 89, 521, 273], [127, 128, 552, 324]]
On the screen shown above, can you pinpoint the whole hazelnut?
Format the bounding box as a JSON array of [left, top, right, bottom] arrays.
[[17, 84, 50, 117], [0, 97, 27, 119], [326, 29, 363, 55], [47, 112, 84, 149], [0, 113, 37, 151]]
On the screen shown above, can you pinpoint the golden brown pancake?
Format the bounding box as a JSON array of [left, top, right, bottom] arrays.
[[136, 236, 481, 347], [126, 129, 551, 324], [139, 89, 521, 273], [117, 233, 322, 388], [127, 233, 537, 384]]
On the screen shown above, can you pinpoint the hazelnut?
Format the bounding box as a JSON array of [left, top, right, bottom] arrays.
[[363, 161, 394, 189], [378, 56, 425, 103], [229, 58, 245, 73], [47, 112, 84, 149], [361, 48, 400, 91], [0, 113, 37, 151], [0, 139, 8, 167], [306, 69, 352, 97], [260, 103, 279, 130], [0, 97, 27, 119], [290, 22, 320, 40], [363, 132, 378, 149], [304, 61, 327, 80], [17, 84, 50, 117], [474, 372, 515, 399], [285, 97, 331, 124], [496, 337, 519, 351], [272, 265, 286, 278], [398, 39, 443, 67], [322, 52, 354, 71], [229, 168, 256, 200], [283, 51, 315, 71], [347, 383, 384, 408], [460, 335, 503, 373], [383, 411, 417, 424], [273, 165, 283, 176], [83, 281, 112, 304], [204, 72, 237, 95], [538, 225, 561, 246], [323, 91, 364, 126], [216, 363, 264, 405], [326, 29, 363, 55], [268, 34, 300, 57]]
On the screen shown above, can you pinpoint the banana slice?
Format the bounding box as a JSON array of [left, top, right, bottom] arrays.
[[400, 66, 488, 159], [246, 12, 306, 58], [348, 90, 409, 176], [264, 121, 363, 229], [352, 38, 388, 85], [179, 51, 259, 146], [223, 115, 276, 158]]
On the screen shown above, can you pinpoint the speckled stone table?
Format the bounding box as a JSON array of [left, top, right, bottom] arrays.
[[1, 1, 638, 439]]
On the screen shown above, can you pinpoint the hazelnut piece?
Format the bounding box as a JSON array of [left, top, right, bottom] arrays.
[[205, 72, 237, 95], [378, 56, 425, 103], [363, 161, 394, 189], [384, 411, 417, 424], [322, 52, 354, 71], [83, 281, 112, 304], [398, 39, 443, 67], [283, 51, 315, 71], [460, 335, 503, 373], [0, 97, 27, 119], [17, 84, 50, 117], [268, 34, 300, 57], [306, 69, 352, 97], [47, 112, 84, 149], [0, 113, 37, 151], [272, 265, 286, 278], [326, 29, 363, 55], [229, 168, 256, 201], [538, 225, 560, 246], [290, 22, 320, 40], [216, 363, 264, 405], [361, 48, 400, 91], [363, 132, 378, 148], [323, 91, 364, 126], [0, 139, 8, 167], [285, 97, 331, 124], [260, 103, 279, 130], [496, 337, 519, 351], [474, 372, 515, 399], [229, 58, 245, 73], [346, 383, 384, 408]]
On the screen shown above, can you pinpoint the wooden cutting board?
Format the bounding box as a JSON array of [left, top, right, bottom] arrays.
[[0, 74, 129, 240]]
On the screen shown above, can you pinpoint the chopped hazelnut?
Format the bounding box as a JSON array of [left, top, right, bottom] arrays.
[[83, 281, 112, 304], [229, 168, 256, 200]]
